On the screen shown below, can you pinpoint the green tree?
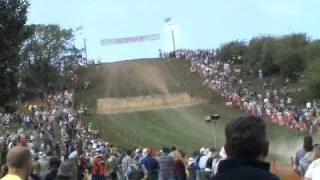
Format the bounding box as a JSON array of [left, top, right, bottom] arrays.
[[259, 38, 280, 76], [20, 24, 81, 94], [273, 34, 308, 80], [0, 0, 31, 106], [218, 40, 248, 62], [308, 77, 320, 99], [244, 36, 273, 72], [306, 40, 320, 61]]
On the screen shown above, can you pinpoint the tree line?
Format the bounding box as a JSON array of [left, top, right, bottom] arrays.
[[217, 34, 320, 99], [0, 0, 83, 108]]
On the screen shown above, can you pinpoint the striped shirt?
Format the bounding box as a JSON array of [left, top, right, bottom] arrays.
[[299, 152, 314, 176], [158, 154, 174, 178]]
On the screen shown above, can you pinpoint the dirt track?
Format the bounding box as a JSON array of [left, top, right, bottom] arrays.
[[96, 93, 205, 114], [100, 60, 172, 97]]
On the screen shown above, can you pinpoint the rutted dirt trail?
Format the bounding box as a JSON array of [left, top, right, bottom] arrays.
[[96, 93, 205, 114]]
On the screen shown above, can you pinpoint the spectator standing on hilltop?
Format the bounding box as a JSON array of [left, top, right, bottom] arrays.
[[1, 146, 32, 180], [212, 116, 279, 180]]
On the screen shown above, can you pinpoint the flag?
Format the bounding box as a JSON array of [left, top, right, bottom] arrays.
[[165, 17, 171, 23]]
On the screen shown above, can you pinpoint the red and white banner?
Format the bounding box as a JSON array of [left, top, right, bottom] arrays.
[[101, 34, 160, 46]]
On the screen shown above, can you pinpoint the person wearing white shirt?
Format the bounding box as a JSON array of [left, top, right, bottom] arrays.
[[198, 148, 211, 179], [305, 158, 320, 180]]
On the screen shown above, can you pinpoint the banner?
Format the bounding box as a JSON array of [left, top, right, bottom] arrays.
[[101, 34, 160, 46]]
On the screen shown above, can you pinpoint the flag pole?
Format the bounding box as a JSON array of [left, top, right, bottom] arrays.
[[83, 38, 88, 64], [166, 17, 176, 53], [171, 28, 176, 52]]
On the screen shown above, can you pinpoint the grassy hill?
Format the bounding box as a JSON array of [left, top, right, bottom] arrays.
[[76, 58, 314, 165]]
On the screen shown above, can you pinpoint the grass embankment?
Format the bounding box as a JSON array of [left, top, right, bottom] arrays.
[[76, 58, 318, 166]]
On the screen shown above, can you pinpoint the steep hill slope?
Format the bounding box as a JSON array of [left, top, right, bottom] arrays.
[[75, 58, 219, 108], [76, 58, 314, 166]]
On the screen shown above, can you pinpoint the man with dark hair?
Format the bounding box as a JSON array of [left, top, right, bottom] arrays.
[[41, 156, 61, 180], [212, 116, 279, 180], [1, 146, 32, 180], [294, 136, 313, 172]]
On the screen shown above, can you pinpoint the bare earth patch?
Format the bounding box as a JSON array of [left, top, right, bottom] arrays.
[[96, 93, 205, 114]]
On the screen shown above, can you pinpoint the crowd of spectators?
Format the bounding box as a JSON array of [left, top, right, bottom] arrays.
[[2, 49, 320, 180], [174, 49, 320, 135]]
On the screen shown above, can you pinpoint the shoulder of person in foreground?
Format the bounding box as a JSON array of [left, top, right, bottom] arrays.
[[212, 169, 280, 180], [250, 170, 280, 180]]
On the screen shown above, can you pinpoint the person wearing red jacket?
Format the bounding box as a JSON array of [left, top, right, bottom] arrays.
[[91, 154, 105, 180]]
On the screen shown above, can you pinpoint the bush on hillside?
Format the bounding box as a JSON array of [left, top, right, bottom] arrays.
[[308, 76, 320, 100]]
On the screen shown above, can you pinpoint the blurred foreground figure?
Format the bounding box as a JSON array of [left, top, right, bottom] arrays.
[[212, 116, 279, 180], [1, 146, 32, 180]]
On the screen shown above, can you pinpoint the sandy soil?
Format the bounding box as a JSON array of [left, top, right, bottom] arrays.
[[96, 93, 204, 114]]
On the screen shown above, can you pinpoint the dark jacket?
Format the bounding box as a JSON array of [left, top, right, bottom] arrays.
[[212, 158, 279, 180]]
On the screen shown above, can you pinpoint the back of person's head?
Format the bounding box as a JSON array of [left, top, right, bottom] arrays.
[[171, 146, 176, 152], [57, 160, 77, 180], [49, 156, 61, 169], [192, 151, 199, 157], [6, 146, 32, 175], [303, 136, 313, 152], [225, 116, 269, 159], [126, 149, 132, 156], [162, 147, 170, 154]]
